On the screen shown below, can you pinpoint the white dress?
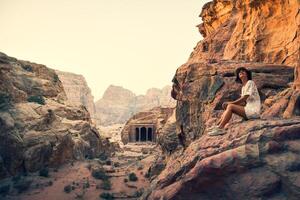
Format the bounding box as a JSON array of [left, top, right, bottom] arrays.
[[241, 80, 261, 119]]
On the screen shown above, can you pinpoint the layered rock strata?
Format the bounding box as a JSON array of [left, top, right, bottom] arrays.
[[193, 0, 299, 67], [144, 0, 300, 199], [0, 52, 108, 179], [55, 70, 97, 122]]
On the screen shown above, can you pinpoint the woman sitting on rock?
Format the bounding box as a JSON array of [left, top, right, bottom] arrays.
[[208, 67, 261, 136]]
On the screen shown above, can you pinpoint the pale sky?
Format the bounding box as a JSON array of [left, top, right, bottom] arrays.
[[0, 0, 210, 100]]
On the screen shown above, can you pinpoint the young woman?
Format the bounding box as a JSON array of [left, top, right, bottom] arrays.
[[208, 67, 261, 136]]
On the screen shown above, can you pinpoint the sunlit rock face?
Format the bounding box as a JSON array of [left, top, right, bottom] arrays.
[[172, 61, 294, 142], [146, 118, 300, 200], [95, 85, 176, 126], [192, 0, 299, 68], [55, 70, 97, 123], [143, 0, 300, 199], [0, 52, 108, 179]]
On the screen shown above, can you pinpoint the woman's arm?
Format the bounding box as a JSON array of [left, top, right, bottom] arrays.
[[230, 95, 249, 105], [222, 95, 248, 109]]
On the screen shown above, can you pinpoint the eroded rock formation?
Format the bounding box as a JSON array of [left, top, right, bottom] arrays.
[[0, 52, 109, 179], [147, 118, 300, 199], [95, 85, 176, 126], [173, 61, 294, 143], [55, 70, 97, 122], [144, 0, 300, 199], [193, 0, 300, 67]]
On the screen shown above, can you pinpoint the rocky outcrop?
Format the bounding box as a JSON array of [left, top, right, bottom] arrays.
[[146, 118, 300, 200], [172, 61, 294, 143], [144, 62, 297, 199], [55, 70, 97, 122], [0, 52, 108, 179], [192, 0, 300, 67], [144, 0, 300, 199], [95, 85, 176, 126], [121, 107, 174, 144]]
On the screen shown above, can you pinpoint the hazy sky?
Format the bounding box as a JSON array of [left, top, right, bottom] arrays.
[[0, 0, 210, 100]]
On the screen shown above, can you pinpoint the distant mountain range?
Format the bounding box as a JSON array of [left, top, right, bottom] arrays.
[[94, 85, 176, 126], [56, 72, 175, 126]]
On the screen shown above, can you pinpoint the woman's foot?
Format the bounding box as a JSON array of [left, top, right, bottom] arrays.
[[206, 124, 218, 131], [208, 127, 226, 136], [224, 123, 230, 129]]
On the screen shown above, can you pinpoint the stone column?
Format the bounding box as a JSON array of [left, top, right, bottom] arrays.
[[139, 127, 141, 142], [146, 127, 149, 142], [153, 127, 156, 142]]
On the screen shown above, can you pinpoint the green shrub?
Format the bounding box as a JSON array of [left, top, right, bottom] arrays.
[[85, 154, 94, 159], [64, 184, 72, 193], [137, 156, 143, 160], [105, 160, 112, 165], [128, 173, 138, 182], [27, 95, 45, 105], [134, 188, 144, 197], [53, 74, 59, 83], [0, 184, 10, 196], [12, 175, 22, 183], [101, 179, 111, 190], [39, 168, 49, 177], [113, 162, 120, 167], [0, 92, 11, 110], [92, 168, 108, 180], [13, 178, 32, 193], [99, 154, 108, 161], [99, 192, 114, 199], [22, 65, 33, 72]]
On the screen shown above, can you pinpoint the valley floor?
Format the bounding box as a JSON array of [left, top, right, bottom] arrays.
[[2, 143, 159, 200]]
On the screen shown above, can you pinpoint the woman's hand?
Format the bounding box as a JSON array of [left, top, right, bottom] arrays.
[[222, 102, 231, 109]]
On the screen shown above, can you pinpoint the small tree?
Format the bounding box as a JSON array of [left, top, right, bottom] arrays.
[[27, 95, 45, 105], [128, 172, 138, 182]]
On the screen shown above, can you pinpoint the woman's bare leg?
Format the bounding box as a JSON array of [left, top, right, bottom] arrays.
[[217, 113, 225, 125], [219, 104, 247, 129], [217, 114, 225, 125], [217, 105, 231, 125]]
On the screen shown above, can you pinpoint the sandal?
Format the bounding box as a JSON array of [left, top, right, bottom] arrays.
[[206, 125, 218, 131], [208, 127, 226, 136]]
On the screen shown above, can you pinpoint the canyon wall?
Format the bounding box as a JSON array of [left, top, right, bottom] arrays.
[[192, 0, 299, 67], [144, 0, 300, 199], [95, 85, 176, 126], [0, 52, 110, 179], [55, 70, 98, 123]]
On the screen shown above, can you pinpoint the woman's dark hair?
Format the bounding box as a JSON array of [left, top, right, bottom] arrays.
[[235, 67, 252, 83]]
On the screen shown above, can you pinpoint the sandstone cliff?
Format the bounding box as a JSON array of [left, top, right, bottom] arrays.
[[192, 0, 299, 67], [144, 0, 300, 199], [0, 52, 109, 179], [55, 70, 97, 123], [95, 85, 176, 126], [145, 62, 299, 199]]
